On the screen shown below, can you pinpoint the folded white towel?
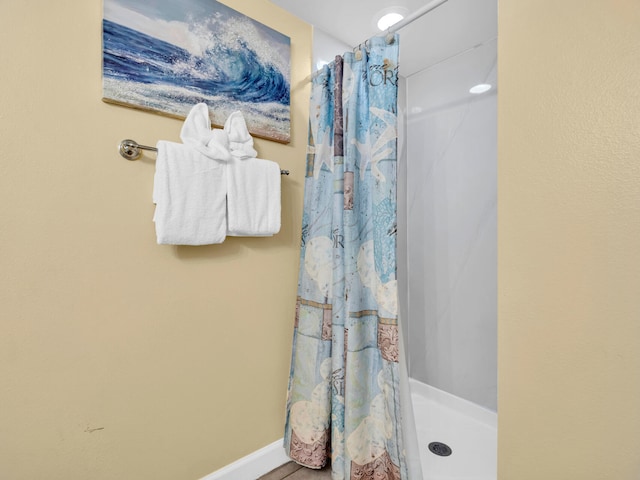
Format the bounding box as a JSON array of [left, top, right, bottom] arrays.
[[153, 141, 227, 245], [226, 157, 281, 236]]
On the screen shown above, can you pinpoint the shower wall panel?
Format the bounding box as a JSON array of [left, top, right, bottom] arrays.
[[404, 40, 497, 411]]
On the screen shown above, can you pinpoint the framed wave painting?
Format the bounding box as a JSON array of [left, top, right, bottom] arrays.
[[102, 0, 291, 143]]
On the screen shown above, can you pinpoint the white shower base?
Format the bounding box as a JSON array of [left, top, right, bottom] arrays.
[[409, 379, 497, 480]]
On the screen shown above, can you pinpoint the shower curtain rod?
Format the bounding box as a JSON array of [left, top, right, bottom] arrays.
[[306, 0, 448, 81], [382, 0, 449, 37], [361, 0, 449, 47]]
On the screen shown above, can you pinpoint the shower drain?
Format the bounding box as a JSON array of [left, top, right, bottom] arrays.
[[428, 442, 453, 457]]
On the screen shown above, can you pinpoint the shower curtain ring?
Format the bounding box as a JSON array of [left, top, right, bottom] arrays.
[[385, 30, 395, 45]]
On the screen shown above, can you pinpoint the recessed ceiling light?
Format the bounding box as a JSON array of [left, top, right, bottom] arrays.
[[470, 83, 492, 94], [377, 12, 404, 31], [373, 7, 409, 32]]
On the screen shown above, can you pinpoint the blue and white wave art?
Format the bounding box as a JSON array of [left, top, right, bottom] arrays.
[[102, 0, 291, 142]]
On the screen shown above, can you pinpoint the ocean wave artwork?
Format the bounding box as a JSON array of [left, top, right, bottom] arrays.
[[102, 0, 291, 143]]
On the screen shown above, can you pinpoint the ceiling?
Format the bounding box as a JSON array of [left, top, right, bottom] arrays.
[[268, 0, 497, 77]]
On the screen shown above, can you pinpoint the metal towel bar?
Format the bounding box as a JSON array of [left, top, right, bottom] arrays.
[[119, 139, 290, 175]]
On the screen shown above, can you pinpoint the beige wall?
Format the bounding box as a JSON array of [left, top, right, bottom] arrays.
[[0, 1, 310, 479], [4, 0, 640, 478], [498, 1, 640, 478]]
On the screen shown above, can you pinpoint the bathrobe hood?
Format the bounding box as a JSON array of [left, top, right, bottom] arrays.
[[180, 103, 232, 161], [224, 111, 258, 160]]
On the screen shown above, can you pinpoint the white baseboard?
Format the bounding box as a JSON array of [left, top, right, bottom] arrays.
[[199, 438, 290, 480]]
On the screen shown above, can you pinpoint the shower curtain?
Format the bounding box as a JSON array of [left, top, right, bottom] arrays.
[[284, 35, 406, 480]]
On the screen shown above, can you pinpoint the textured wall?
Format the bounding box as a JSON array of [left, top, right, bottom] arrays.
[[0, 1, 311, 479], [498, 0, 640, 478]]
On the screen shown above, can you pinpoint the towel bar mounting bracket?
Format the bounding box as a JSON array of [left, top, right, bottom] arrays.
[[119, 139, 156, 161]]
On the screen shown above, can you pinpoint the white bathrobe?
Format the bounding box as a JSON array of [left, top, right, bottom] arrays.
[[153, 103, 231, 245]]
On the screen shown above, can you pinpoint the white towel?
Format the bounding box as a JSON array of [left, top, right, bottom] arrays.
[[152, 103, 231, 245], [153, 141, 227, 245], [226, 157, 282, 236]]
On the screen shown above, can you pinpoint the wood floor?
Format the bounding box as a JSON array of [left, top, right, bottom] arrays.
[[258, 461, 332, 479]]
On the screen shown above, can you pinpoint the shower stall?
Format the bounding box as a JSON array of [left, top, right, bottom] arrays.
[[397, 35, 498, 479], [305, 2, 497, 477]]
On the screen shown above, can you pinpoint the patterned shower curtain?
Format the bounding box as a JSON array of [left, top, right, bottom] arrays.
[[284, 35, 406, 480]]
